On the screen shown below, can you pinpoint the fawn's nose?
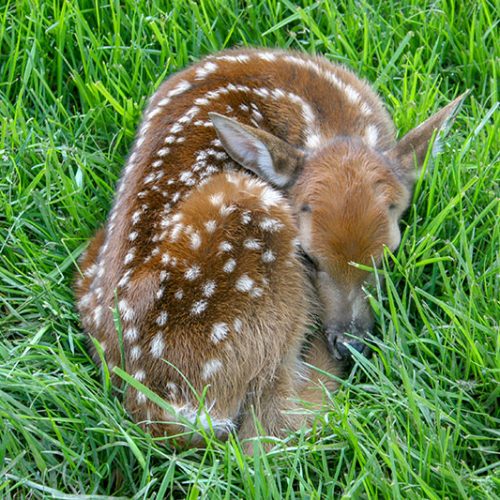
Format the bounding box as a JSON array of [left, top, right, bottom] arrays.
[[326, 327, 371, 361]]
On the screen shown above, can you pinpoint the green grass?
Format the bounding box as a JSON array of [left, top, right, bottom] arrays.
[[0, 0, 498, 497]]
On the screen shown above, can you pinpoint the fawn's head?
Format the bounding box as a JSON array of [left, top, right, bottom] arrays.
[[209, 93, 467, 361]]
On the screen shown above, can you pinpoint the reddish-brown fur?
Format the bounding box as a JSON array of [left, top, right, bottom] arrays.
[[75, 48, 466, 447]]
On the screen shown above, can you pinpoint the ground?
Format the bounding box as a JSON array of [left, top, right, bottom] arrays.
[[0, 0, 498, 498]]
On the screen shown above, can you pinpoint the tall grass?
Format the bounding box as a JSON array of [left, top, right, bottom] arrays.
[[0, 0, 498, 497]]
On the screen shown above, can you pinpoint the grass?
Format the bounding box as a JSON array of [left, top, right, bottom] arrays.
[[0, 0, 498, 497]]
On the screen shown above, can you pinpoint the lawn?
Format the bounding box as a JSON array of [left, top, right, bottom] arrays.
[[0, 0, 498, 497]]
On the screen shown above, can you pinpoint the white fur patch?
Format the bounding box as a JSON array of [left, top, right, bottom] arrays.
[[211, 323, 229, 343], [191, 300, 208, 315], [364, 125, 378, 147], [118, 300, 135, 321], [244, 238, 261, 250], [235, 274, 254, 292], [202, 280, 217, 297], [223, 258, 236, 273], [185, 265, 201, 281], [156, 312, 168, 326], [130, 345, 142, 361], [262, 250, 276, 263], [150, 332, 165, 358], [124, 327, 138, 341], [204, 220, 217, 233], [202, 359, 223, 379]]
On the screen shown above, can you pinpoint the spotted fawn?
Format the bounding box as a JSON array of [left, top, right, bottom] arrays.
[[75, 48, 466, 446]]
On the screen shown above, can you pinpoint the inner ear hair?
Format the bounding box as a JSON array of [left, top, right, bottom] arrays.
[[209, 112, 305, 188]]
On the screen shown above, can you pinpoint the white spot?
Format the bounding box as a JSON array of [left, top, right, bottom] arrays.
[[219, 241, 232, 252], [220, 204, 236, 216], [235, 275, 254, 292], [84, 264, 97, 278], [258, 52, 277, 61], [306, 133, 322, 149], [210, 193, 224, 206], [239, 103, 249, 112], [166, 382, 178, 397], [262, 250, 276, 263], [164, 135, 176, 144], [241, 211, 251, 224], [144, 173, 155, 184], [128, 231, 138, 241], [124, 249, 135, 264], [93, 305, 102, 327], [124, 327, 138, 341], [216, 54, 250, 63], [194, 97, 210, 106], [118, 300, 135, 321], [79, 292, 93, 308], [130, 345, 142, 361], [344, 85, 361, 104], [204, 220, 217, 233], [260, 186, 283, 208], [161, 252, 172, 265], [259, 217, 284, 232], [185, 265, 201, 281], [211, 323, 229, 343], [233, 318, 243, 333], [364, 125, 378, 147], [202, 280, 217, 297], [174, 289, 184, 300], [251, 108, 263, 121], [160, 270, 169, 282], [170, 122, 183, 134], [136, 392, 147, 404], [157, 147, 170, 157], [244, 238, 261, 250], [180, 170, 195, 185], [156, 312, 168, 326], [150, 332, 165, 358], [223, 258, 236, 273], [190, 231, 202, 250], [134, 370, 146, 381], [132, 210, 142, 225], [118, 270, 132, 288], [250, 287, 264, 298], [168, 80, 191, 97], [170, 223, 184, 241], [195, 61, 218, 80], [157, 97, 171, 107], [202, 359, 223, 380], [147, 107, 162, 119], [191, 300, 208, 315]]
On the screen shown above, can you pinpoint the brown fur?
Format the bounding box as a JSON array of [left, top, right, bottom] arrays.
[[75, 48, 466, 446]]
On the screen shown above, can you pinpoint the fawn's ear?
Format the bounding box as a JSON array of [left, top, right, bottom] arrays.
[[387, 91, 469, 187], [209, 113, 304, 188]]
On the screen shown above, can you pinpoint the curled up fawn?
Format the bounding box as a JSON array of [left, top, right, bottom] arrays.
[[75, 48, 466, 447]]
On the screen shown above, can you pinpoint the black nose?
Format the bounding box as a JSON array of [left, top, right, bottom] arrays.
[[335, 337, 365, 359], [330, 335, 367, 361]]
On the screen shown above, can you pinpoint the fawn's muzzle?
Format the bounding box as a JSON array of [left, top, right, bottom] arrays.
[[326, 326, 371, 361]]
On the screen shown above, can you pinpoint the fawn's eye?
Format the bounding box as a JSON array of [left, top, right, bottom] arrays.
[[300, 204, 312, 213], [389, 203, 397, 210]]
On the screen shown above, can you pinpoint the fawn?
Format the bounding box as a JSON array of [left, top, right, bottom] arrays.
[[75, 48, 466, 446]]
